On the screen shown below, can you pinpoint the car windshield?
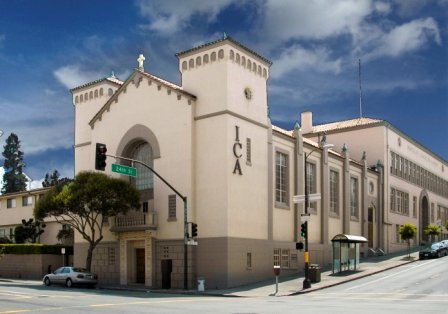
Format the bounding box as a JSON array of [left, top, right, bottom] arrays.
[[430, 243, 440, 250]]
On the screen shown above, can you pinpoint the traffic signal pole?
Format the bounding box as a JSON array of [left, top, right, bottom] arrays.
[[303, 156, 311, 290], [106, 153, 190, 290]]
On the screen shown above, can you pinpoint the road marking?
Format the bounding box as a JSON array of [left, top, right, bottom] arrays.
[[310, 295, 448, 302], [0, 297, 225, 313], [344, 259, 435, 291]]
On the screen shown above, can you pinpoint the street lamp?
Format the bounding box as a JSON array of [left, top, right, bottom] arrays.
[[303, 141, 334, 290]]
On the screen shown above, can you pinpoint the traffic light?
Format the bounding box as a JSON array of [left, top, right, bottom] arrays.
[[191, 223, 198, 238], [300, 223, 307, 238], [95, 143, 107, 171]]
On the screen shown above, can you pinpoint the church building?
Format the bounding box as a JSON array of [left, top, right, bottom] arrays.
[[70, 36, 446, 290]]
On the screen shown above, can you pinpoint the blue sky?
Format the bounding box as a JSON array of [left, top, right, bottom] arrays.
[[0, 0, 447, 188]]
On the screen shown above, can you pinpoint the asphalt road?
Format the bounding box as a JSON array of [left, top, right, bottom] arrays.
[[0, 257, 446, 314]]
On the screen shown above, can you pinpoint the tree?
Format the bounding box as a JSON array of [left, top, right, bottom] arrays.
[[57, 227, 74, 245], [399, 223, 417, 258], [424, 224, 441, 243], [2, 133, 27, 194], [14, 218, 46, 243], [42, 170, 72, 187], [35, 171, 140, 271]]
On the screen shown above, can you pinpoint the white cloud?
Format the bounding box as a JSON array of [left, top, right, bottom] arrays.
[[374, 1, 391, 14], [136, 0, 236, 35], [263, 0, 373, 41], [53, 65, 101, 89], [271, 45, 342, 79], [365, 17, 441, 60]]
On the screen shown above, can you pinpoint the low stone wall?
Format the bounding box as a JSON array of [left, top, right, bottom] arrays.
[[0, 254, 71, 280]]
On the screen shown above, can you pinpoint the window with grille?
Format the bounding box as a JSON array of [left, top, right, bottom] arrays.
[[168, 195, 176, 219], [330, 170, 339, 215], [390, 188, 409, 215], [275, 152, 288, 205], [306, 162, 317, 211], [273, 248, 281, 266], [350, 177, 359, 218], [281, 249, 290, 269], [7, 198, 16, 208], [22, 196, 32, 206], [246, 252, 252, 269], [246, 138, 251, 165], [108, 248, 115, 266]]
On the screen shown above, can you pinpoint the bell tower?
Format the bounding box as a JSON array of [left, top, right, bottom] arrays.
[[176, 35, 271, 125], [176, 36, 273, 287]]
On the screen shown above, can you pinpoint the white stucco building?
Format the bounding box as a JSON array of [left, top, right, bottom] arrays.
[[301, 112, 448, 252], [69, 36, 447, 289]]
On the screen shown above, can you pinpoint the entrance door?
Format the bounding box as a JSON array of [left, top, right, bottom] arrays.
[[368, 207, 374, 247], [136, 248, 145, 284], [421, 197, 429, 244]]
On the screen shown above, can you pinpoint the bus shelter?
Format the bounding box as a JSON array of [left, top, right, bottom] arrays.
[[331, 234, 368, 274]]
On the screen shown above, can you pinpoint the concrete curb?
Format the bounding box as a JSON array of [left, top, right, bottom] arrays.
[[289, 258, 417, 296]]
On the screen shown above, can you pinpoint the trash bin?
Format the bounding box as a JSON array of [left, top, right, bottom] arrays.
[[197, 277, 205, 291], [309, 264, 321, 283]]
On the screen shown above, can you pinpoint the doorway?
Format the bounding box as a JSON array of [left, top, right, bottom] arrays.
[[368, 206, 374, 247], [136, 248, 145, 284], [420, 196, 429, 244]]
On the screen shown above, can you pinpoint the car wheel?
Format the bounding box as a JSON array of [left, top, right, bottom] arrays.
[[44, 277, 51, 286], [66, 278, 73, 288]]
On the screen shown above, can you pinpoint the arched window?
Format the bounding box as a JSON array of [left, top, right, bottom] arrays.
[[108, 88, 113, 96], [203, 54, 209, 64], [263, 68, 267, 78], [189, 59, 194, 69], [182, 61, 187, 70], [241, 56, 246, 67], [80, 94, 83, 102], [89, 91, 93, 99], [75, 96, 79, 103], [211, 52, 216, 62], [258, 65, 262, 76], [196, 56, 202, 66], [252, 63, 257, 72], [133, 143, 153, 190], [218, 49, 224, 59], [84, 92, 88, 100], [99, 88, 103, 96], [230, 50, 234, 60], [247, 59, 251, 69], [94, 90, 98, 98], [236, 53, 240, 64]]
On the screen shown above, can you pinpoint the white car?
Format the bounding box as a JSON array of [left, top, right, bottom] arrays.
[[43, 266, 98, 288]]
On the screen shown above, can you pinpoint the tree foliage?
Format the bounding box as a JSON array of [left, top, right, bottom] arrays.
[[14, 218, 46, 243], [42, 170, 72, 187], [424, 224, 441, 242], [2, 133, 27, 194], [34, 171, 140, 270], [399, 223, 417, 258]]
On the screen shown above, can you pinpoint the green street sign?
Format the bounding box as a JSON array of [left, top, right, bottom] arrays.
[[111, 163, 137, 177]]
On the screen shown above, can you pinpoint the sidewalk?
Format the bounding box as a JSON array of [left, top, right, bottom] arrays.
[[0, 250, 420, 298], [199, 250, 419, 297]]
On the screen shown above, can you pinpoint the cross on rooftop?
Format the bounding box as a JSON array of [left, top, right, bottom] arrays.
[[137, 54, 146, 70]]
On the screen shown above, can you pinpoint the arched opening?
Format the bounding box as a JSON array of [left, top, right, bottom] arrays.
[[420, 195, 429, 243]]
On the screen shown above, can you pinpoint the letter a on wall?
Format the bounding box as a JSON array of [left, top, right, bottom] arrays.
[[233, 159, 242, 175]]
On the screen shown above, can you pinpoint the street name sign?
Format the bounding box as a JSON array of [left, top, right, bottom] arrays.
[[112, 164, 137, 177], [293, 193, 321, 203]]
